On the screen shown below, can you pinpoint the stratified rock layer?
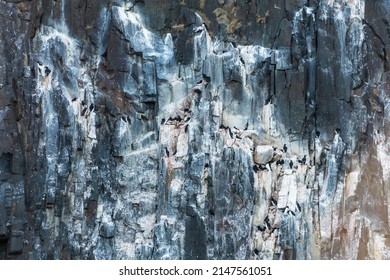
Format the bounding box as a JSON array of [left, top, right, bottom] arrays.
[[1, 0, 390, 259]]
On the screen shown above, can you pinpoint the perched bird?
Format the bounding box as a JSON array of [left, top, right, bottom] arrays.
[[296, 202, 302, 212], [298, 155, 306, 165], [244, 121, 248, 130], [89, 104, 94, 112], [288, 210, 296, 217], [283, 144, 288, 153], [228, 128, 233, 139], [289, 160, 293, 169], [161, 118, 166, 125], [257, 225, 266, 232], [316, 130, 320, 137], [164, 147, 170, 157], [44, 66, 51, 76], [259, 164, 268, 171], [253, 165, 259, 173], [184, 124, 189, 133], [254, 249, 259, 255]]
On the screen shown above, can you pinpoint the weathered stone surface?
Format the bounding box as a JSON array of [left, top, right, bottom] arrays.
[[1, 0, 390, 260], [254, 145, 274, 165]]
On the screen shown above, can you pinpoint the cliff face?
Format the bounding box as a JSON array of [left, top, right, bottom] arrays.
[[1, 0, 390, 260]]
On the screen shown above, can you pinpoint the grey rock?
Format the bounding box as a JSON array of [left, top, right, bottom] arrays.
[[1, 0, 390, 260]]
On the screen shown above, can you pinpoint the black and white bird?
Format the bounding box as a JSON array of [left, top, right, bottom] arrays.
[[283, 144, 288, 153], [298, 155, 306, 165], [164, 147, 170, 157], [296, 202, 302, 212], [44, 66, 51, 76]]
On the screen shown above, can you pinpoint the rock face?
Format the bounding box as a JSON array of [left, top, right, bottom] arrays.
[[1, 0, 390, 260]]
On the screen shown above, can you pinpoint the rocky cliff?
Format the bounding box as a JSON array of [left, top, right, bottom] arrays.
[[1, 0, 390, 260]]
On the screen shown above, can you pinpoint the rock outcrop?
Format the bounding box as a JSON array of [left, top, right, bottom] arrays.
[[1, 0, 390, 259]]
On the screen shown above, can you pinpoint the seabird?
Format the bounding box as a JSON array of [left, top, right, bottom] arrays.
[[126, 116, 131, 124], [335, 128, 341, 134], [253, 165, 259, 173], [257, 225, 266, 232], [184, 108, 189, 113], [161, 118, 166, 125], [316, 130, 320, 137], [185, 117, 191, 122], [296, 202, 302, 212], [81, 107, 87, 116], [219, 124, 226, 129], [228, 127, 233, 139], [288, 210, 296, 217], [164, 147, 170, 157], [244, 122, 248, 130], [71, 97, 77, 102], [254, 249, 259, 255], [184, 124, 189, 133], [89, 104, 94, 112], [121, 116, 127, 123], [276, 159, 284, 166], [283, 144, 288, 153], [236, 135, 242, 140], [271, 197, 277, 206], [265, 96, 272, 105], [204, 163, 209, 168], [289, 160, 293, 169], [259, 164, 268, 171], [81, 100, 86, 106], [44, 66, 51, 76], [298, 155, 306, 165]]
